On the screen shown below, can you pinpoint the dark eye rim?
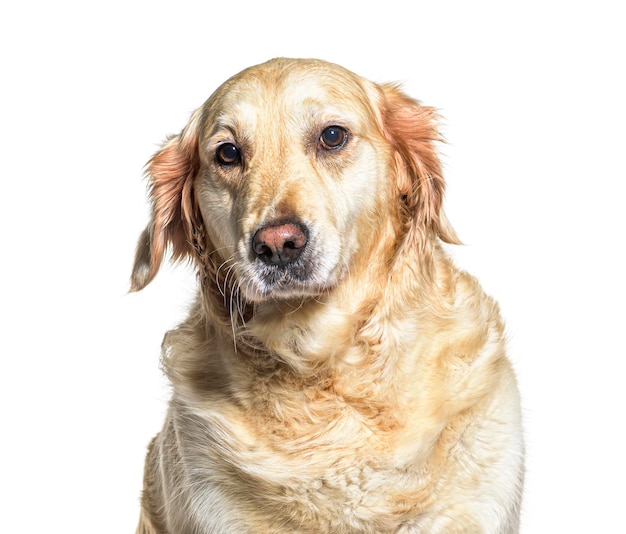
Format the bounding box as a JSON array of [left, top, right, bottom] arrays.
[[319, 125, 348, 151], [215, 142, 241, 166]]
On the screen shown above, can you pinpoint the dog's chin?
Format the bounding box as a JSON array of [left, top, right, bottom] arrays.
[[239, 262, 340, 303]]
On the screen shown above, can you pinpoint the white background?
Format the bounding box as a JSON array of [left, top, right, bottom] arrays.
[[2, 1, 624, 532]]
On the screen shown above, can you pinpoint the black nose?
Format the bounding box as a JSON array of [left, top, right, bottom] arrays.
[[252, 221, 308, 266]]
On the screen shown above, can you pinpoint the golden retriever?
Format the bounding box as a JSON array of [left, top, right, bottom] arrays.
[[131, 58, 524, 533]]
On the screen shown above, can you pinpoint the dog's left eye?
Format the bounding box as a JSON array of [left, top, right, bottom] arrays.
[[319, 126, 347, 150]]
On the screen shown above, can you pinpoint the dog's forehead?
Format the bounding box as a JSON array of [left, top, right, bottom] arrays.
[[203, 59, 380, 131]]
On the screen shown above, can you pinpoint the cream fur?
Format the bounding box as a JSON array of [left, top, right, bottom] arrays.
[[131, 58, 524, 533]]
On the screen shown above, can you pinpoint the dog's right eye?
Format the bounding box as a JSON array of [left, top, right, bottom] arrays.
[[216, 143, 241, 165]]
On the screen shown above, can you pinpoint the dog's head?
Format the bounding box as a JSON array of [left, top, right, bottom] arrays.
[[131, 58, 458, 302]]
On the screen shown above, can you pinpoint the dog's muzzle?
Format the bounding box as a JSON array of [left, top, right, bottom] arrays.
[[248, 219, 319, 297]]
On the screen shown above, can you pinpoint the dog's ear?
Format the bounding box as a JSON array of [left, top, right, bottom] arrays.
[[379, 83, 459, 245], [130, 111, 202, 292]]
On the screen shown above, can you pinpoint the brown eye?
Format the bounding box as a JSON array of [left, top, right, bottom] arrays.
[[319, 126, 347, 150], [216, 143, 241, 165]]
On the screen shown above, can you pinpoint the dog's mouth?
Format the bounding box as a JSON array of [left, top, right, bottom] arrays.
[[251, 260, 318, 298]]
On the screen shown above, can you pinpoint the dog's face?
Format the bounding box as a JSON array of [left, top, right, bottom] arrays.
[[131, 58, 456, 301], [196, 60, 395, 302]]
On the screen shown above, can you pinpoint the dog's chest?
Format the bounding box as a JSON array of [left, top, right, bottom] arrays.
[[182, 390, 435, 532]]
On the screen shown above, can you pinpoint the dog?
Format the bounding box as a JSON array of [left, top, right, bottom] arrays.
[[131, 58, 524, 533]]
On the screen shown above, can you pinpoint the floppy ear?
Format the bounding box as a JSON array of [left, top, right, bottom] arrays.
[[379, 83, 459, 245], [130, 111, 202, 292]]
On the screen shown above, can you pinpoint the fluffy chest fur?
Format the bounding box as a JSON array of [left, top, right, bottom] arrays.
[[145, 262, 520, 533]]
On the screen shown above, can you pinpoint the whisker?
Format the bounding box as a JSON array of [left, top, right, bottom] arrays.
[[229, 285, 238, 352], [235, 284, 247, 325], [222, 266, 236, 305], [216, 257, 236, 296]]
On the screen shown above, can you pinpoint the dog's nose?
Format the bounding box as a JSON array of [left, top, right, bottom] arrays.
[[252, 221, 308, 266]]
